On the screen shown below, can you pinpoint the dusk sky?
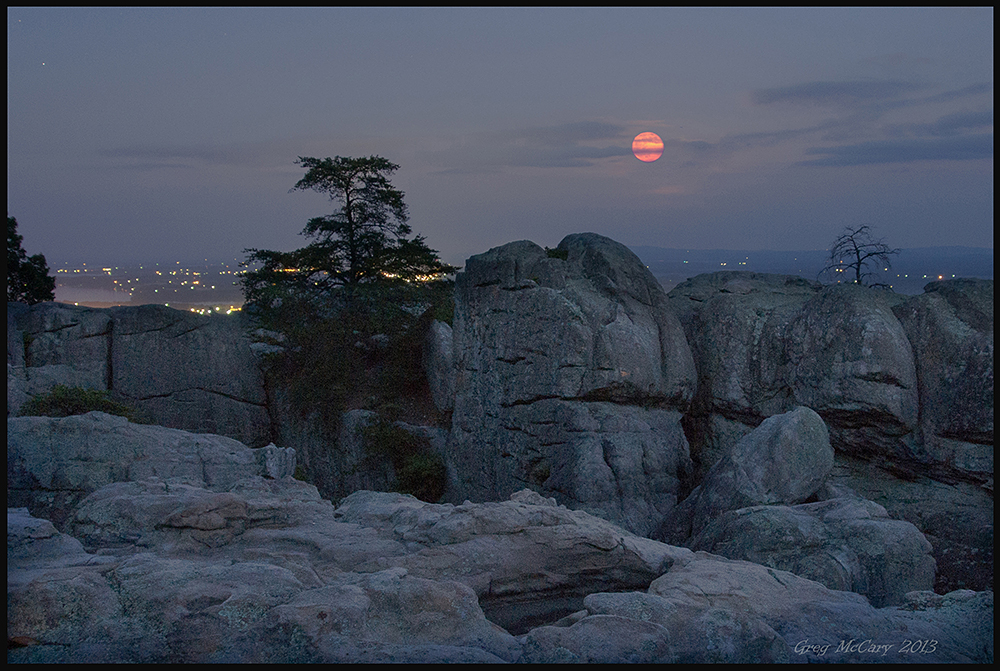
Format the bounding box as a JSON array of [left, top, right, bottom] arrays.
[[7, 7, 994, 267]]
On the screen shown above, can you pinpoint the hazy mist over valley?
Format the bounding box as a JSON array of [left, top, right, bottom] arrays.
[[51, 244, 993, 309]]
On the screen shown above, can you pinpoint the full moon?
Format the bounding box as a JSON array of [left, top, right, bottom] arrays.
[[632, 132, 664, 162]]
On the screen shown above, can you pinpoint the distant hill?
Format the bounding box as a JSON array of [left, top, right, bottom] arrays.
[[628, 245, 994, 295]]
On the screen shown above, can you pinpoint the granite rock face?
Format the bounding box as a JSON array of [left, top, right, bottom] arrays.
[[7, 302, 270, 447], [786, 284, 918, 461], [665, 273, 993, 592], [423, 319, 455, 414], [690, 497, 936, 607], [893, 279, 993, 480], [684, 406, 834, 535], [9, 488, 992, 663], [7, 411, 295, 527], [6, 409, 991, 663], [667, 273, 992, 484], [448, 233, 696, 535]]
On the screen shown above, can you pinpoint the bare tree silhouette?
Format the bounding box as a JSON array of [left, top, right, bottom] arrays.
[[821, 225, 900, 288]]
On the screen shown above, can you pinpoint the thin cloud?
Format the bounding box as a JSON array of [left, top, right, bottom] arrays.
[[516, 121, 627, 147], [885, 109, 993, 138], [428, 120, 633, 172], [752, 80, 920, 107], [799, 134, 993, 166], [98, 142, 280, 170], [918, 83, 993, 105]]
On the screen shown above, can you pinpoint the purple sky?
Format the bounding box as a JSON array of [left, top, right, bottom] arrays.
[[7, 7, 994, 266]]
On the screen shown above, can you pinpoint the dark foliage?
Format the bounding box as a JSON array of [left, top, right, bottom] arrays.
[[241, 156, 458, 324], [8, 215, 55, 304], [18, 384, 147, 423], [241, 156, 457, 490], [544, 246, 569, 260], [359, 417, 447, 502]]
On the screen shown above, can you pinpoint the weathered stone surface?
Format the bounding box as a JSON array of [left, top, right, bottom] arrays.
[[786, 284, 918, 460], [690, 496, 936, 606], [581, 589, 791, 663], [9, 483, 993, 664], [332, 489, 690, 633], [893, 279, 993, 480], [8, 302, 112, 406], [520, 614, 672, 663], [675, 407, 834, 539], [7, 412, 295, 527], [648, 553, 990, 663], [448, 233, 695, 534], [8, 302, 271, 447], [666, 272, 821, 473], [454, 400, 691, 535], [7, 507, 121, 651], [829, 454, 994, 593], [268, 568, 520, 663], [109, 304, 270, 446], [423, 319, 455, 414]]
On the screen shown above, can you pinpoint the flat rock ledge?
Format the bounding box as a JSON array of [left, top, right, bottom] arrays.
[[9, 484, 992, 663]]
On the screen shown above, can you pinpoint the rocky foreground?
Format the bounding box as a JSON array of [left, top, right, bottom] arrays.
[[8, 232, 993, 662], [7, 413, 992, 663]]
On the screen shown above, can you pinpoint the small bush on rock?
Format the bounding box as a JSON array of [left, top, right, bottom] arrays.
[[360, 416, 447, 502], [18, 385, 146, 423]]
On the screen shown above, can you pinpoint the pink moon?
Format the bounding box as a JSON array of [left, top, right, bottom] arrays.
[[632, 132, 664, 162]]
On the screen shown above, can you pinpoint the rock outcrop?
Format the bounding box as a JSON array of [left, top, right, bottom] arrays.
[[447, 233, 696, 535], [9, 482, 992, 663], [893, 279, 993, 480], [657, 406, 936, 607], [8, 234, 993, 610], [681, 406, 835, 536], [665, 272, 993, 592], [7, 411, 295, 527], [7, 302, 270, 447], [689, 497, 935, 607]]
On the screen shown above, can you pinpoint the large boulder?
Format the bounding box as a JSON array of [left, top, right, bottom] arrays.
[[7, 411, 295, 527], [690, 496, 936, 607], [785, 284, 918, 461], [448, 233, 696, 534], [8, 302, 271, 447], [893, 279, 993, 481], [666, 272, 822, 474], [669, 406, 834, 540]]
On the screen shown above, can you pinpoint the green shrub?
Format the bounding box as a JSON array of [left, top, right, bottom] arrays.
[[359, 416, 447, 502], [395, 452, 447, 502], [18, 385, 146, 423], [544, 246, 568, 260]]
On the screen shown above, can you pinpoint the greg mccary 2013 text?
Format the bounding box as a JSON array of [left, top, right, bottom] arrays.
[[795, 638, 939, 657]]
